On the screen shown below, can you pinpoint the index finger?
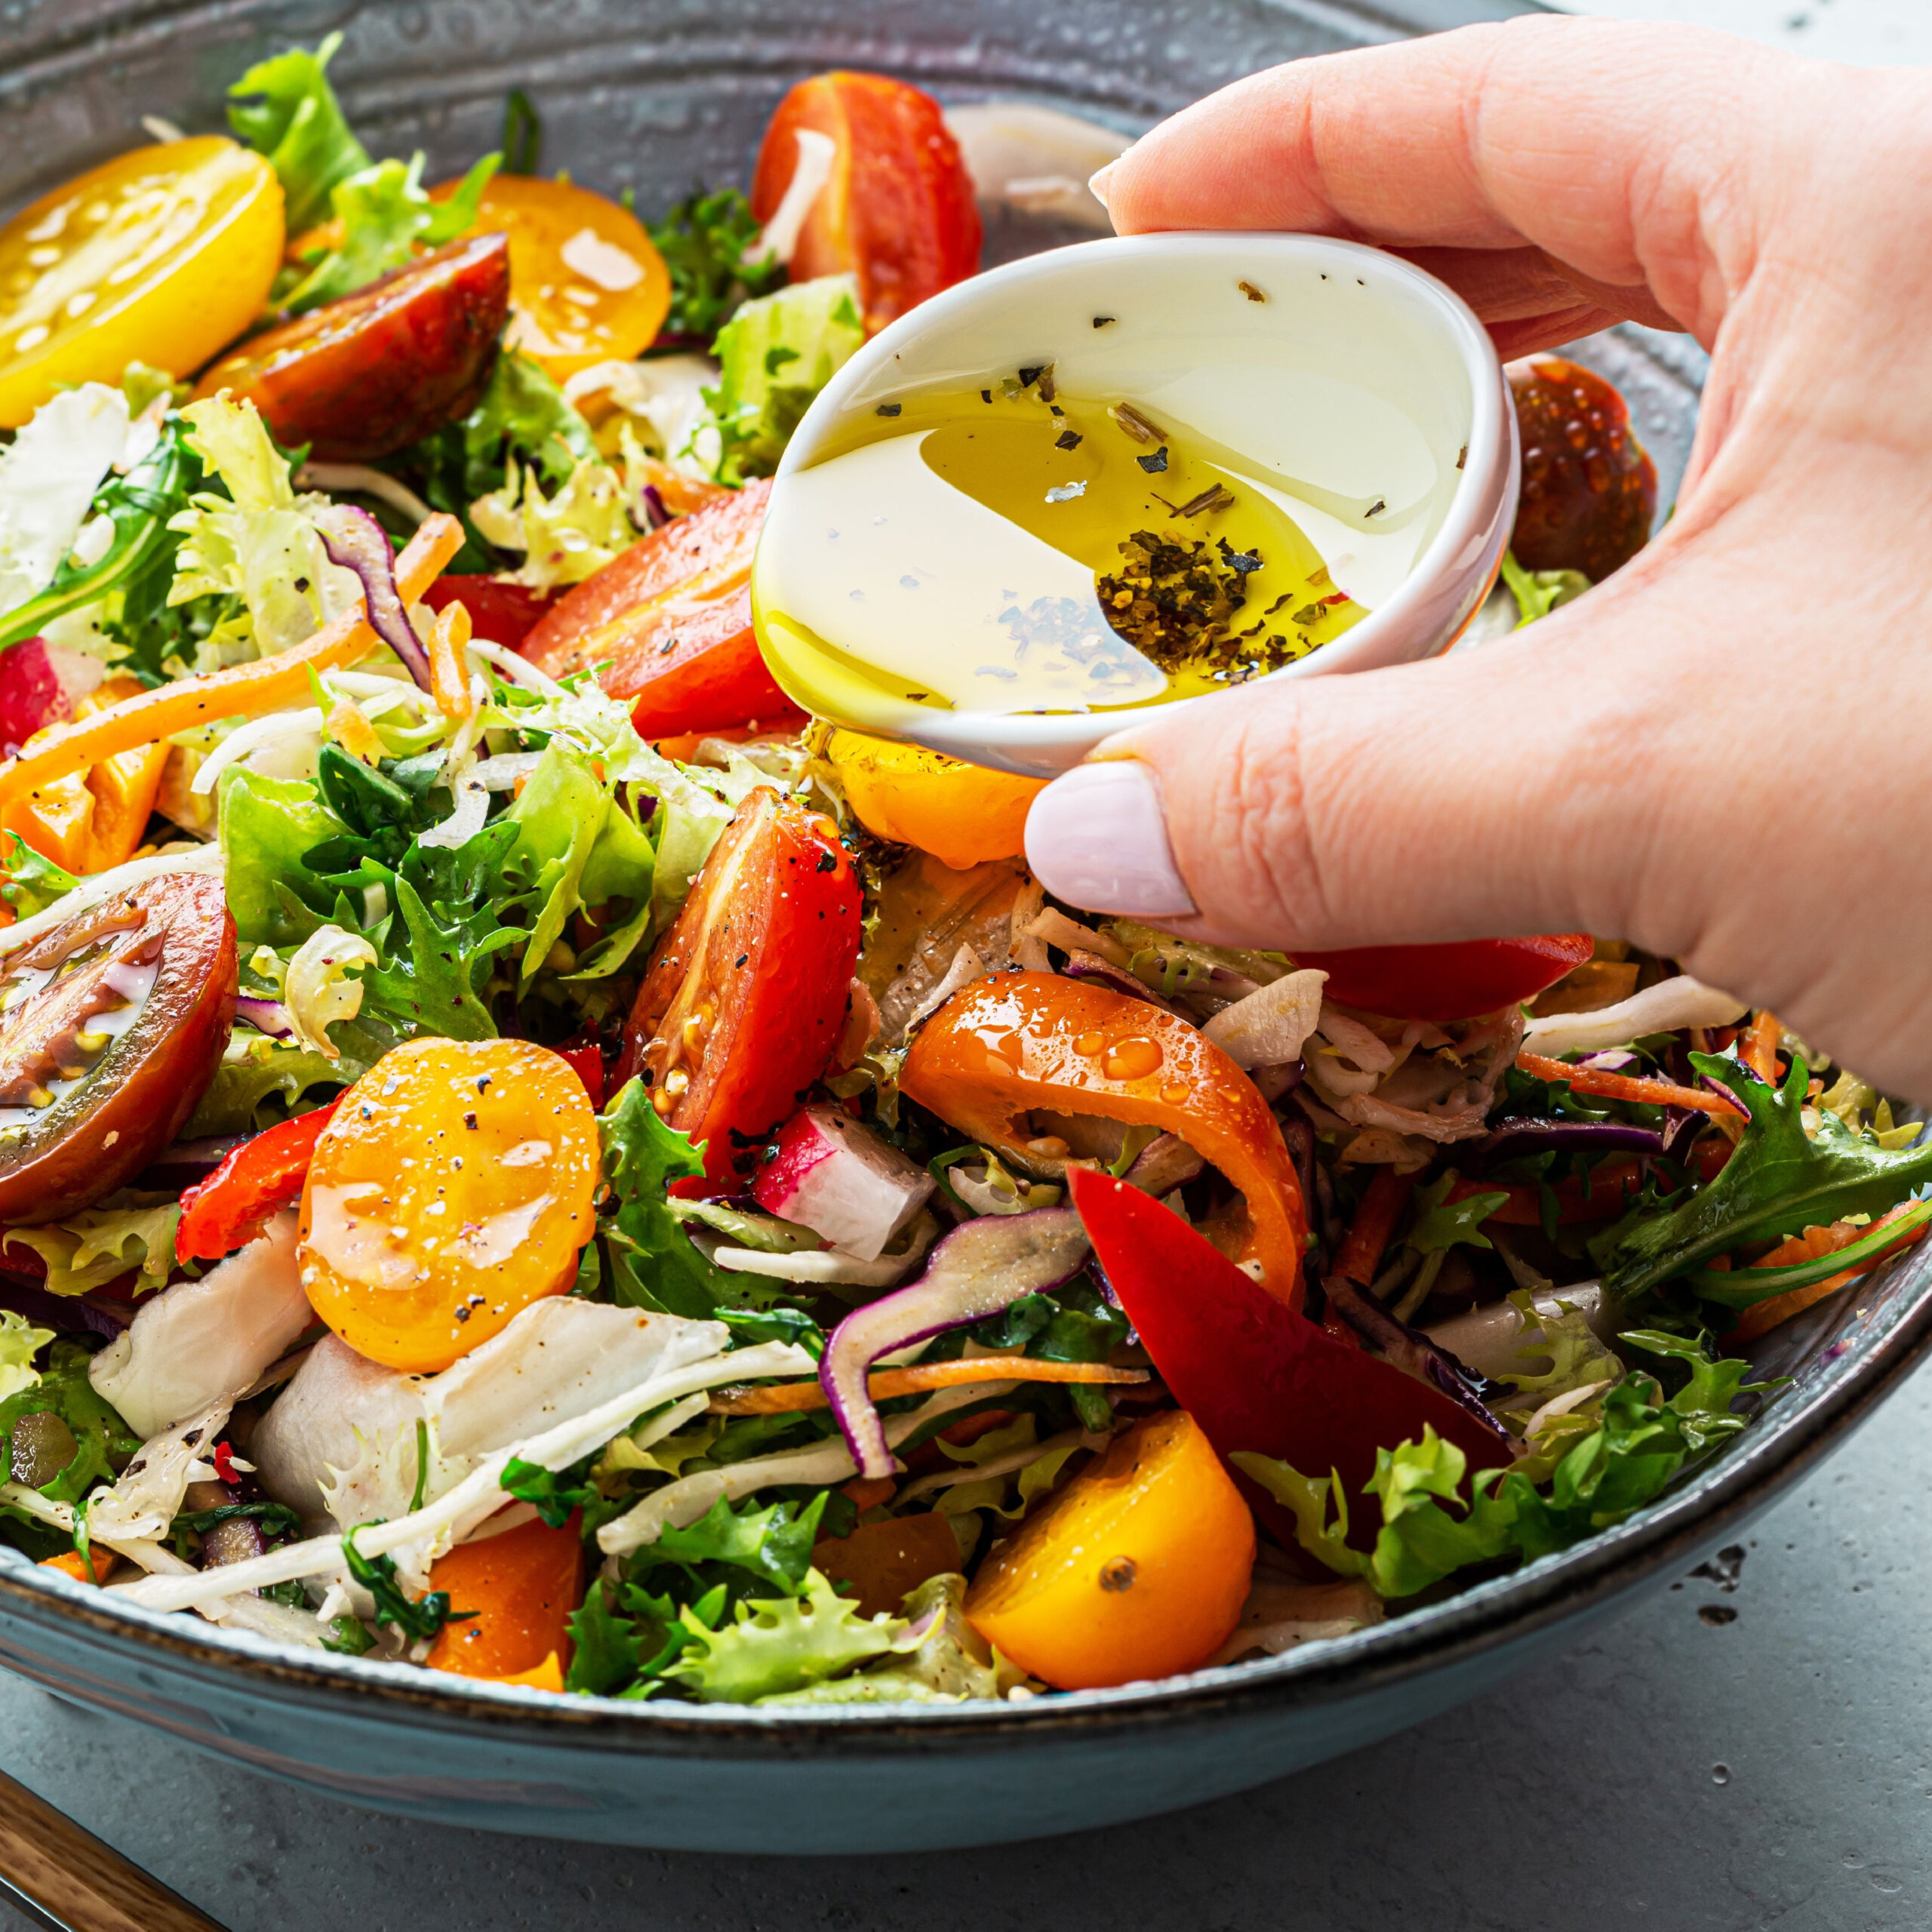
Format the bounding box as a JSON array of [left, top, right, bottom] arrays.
[[1100, 17, 1785, 343]]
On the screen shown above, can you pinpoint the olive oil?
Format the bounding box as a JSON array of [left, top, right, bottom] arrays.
[[752, 376, 1367, 722]]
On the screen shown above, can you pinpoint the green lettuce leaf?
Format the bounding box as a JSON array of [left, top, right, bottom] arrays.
[[219, 768, 346, 948], [226, 33, 373, 234], [631, 1492, 827, 1604], [1593, 1053, 1932, 1303], [183, 1044, 349, 1137], [664, 1567, 909, 1703], [564, 1577, 644, 1695], [0, 833, 76, 918], [1408, 1171, 1509, 1253], [0, 1309, 51, 1404], [283, 151, 499, 315], [1500, 550, 1591, 626], [469, 454, 635, 591], [648, 186, 788, 346], [702, 274, 863, 485], [3, 1205, 179, 1297], [0, 1341, 140, 1506]]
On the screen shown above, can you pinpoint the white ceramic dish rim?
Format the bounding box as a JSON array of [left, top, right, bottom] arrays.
[[768, 230, 1518, 774]]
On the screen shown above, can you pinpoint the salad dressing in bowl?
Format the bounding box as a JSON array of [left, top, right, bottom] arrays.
[[753, 232, 1518, 775]]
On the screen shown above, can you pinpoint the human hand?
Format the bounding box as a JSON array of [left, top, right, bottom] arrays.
[[1021, 18, 1932, 1098]]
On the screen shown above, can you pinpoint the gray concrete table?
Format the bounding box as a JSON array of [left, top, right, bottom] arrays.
[[2, 1357, 1926, 1931]]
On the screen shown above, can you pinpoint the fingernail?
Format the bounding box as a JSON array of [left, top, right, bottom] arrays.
[[1088, 161, 1116, 211], [1025, 761, 1197, 917]]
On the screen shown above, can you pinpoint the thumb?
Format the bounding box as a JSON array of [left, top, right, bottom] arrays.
[[1022, 600, 1658, 954]]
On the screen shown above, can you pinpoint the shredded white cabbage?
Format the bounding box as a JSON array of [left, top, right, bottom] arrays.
[[1521, 976, 1748, 1059], [283, 924, 377, 1060], [190, 707, 325, 795], [1204, 968, 1327, 1069], [0, 383, 131, 616]]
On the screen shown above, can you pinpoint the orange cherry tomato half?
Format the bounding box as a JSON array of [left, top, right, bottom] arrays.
[[964, 1410, 1254, 1690], [810, 1512, 960, 1620], [751, 72, 980, 337], [432, 173, 671, 383], [424, 1512, 586, 1682], [1294, 934, 1595, 1023], [297, 1037, 600, 1373], [194, 232, 509, 460], [900, 972, 1308, 1303], [824, 729, 1044, 870], [617, 786, 860, 1187], [521, 478, 798, 737], [0, 137, 283, 427]]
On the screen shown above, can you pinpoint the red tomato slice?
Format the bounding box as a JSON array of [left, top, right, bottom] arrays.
[[617, 786, 860, 1185], [751, 72, 981, 337], [421, 577, 558, 651], [519, 480, 796, 738], [1294, 934, 1594, 1023]]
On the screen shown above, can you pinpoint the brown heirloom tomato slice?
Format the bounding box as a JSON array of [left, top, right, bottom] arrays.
[[0, 872, 236, 1222], [520, 478, 800, 738], [1509, 358, 1657, 583], [617, 787, 860, 1186], [192, 233, 510, 460]]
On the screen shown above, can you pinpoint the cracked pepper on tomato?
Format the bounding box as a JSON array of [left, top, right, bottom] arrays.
[[0, 31, 1909, 1715]]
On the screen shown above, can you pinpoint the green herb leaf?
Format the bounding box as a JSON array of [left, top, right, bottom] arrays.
[[647, 186, 788, 346], [500, 1455, 597, 1531], [0, 834, 76, 919], [1500, 549, 1591, 627], [663, 1568, 909, 1703], [1407, 1171, 1509, 1254], [342, 1522, 472, 1641], [226, 33, 373, 234], [564, 1577, 643, 1695], [633, 1493, 828, 1602]]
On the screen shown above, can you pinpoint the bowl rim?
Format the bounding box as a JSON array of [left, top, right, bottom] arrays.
[[6, 1237, 1927, 1751], [765, 229, 1515, 771]]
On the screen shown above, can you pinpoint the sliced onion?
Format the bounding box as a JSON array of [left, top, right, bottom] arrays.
[[313, 503, 432, 691], [1467, 1116, 1663, 1170], [1123, 1132, 1205, 1197], [637, 484, 669, 531], [820, 1208, 1092, 1478], [1057, 949, 1177, 1012], [235, 994, 294, 1038]]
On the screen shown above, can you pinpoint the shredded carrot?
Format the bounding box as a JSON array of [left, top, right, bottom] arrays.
[[840, 1476, 898, 1510], [1730, 1205, 1927, 1343], [427, 598, 474, 722], [707, 1356, 1149, 1416], [1740, 1009, 1783, 1086], [0, 512, 463, 808], [39, 1548, 113, 1586], [1333, 1167, 1417, 1287], [1515, 1049, 1746, 1118], [324, 697, 383, 763]]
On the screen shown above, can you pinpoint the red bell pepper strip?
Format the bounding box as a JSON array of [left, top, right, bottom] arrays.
[[175, 1100, 343, 1263], [554, 1041, 605, 1111], [1069, 1168, 1512, 1545], [420, 576, 559, 651], [1296, 934, 1593, 1023]]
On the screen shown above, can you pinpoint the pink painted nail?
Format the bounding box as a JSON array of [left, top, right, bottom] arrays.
[[1024, 761, 1197, 917]]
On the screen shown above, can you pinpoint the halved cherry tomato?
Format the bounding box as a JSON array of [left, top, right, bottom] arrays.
[[420, 576, 558, 651], [1295, 934, 1594, 1023], [617, 786, 860, 1186], [1069, 1170, 1512, 1552], [811, 1512, 958, 1620], [825, 730, 1044, 870], [432, 174, 670, 383], [964, 1410, 1254, 1690], [521, 479, 794, 737], [0, 872, 236, 1222], [752, 72, 980, 337], [2, 676, 171, 876], [1510, 358, 1657, 583], [176, 1099, 342, 1263], [298, 1038, 599, 1372], [194, 232, 509, 460], [899, 973, 1307, 1302], [0, 137, 283, 427], [424, 1511, 585, 1681]]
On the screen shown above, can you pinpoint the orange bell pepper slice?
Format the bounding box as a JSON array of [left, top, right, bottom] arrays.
[[899, 971, 1308, 1303], [423, 1510, 584, 1683], [0, 513, 463, 809], [2, 675, 172, 875]]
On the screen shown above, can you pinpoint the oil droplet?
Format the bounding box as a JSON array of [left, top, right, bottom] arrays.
[[1099, 1555, 1137, 1593], [1712, 1764, 1730, 1786], [1074, 1029, 1106, 1057], [1158, 1080, 1192, 1106], [1103, 1035, 1163, 1081]]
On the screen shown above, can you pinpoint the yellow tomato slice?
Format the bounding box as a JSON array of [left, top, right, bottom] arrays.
[[0, 137, 283, 427], [298, 1038, 600, 1373], [435, 174, 670, 381], [825, 729, 1044, 870]]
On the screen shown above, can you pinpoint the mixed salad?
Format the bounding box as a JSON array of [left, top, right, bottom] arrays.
[[0, 42, 1924, 1706]]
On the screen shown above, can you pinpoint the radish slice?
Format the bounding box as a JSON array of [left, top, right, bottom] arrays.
[[752, 1104, 936, 1261], [820, 1208, 1092, 1478], [0, 636, 104, 756]]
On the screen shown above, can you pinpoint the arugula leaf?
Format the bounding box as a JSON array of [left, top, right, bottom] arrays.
[[500, 1455, 597, 1531], [702, 275, 863, 485], [633, 1493, 828, 1603], [226, 33, 373, 234], [596, 1078, 743, 1318], [1409, 1171, 1509, 1253], [320, 1613, 376, 1655], [358, 873, 517, 1041], [0, 833, 75, 918], [716, 1307, 826, 1358], [342, 1523, 473, 1641], [565, 1578, 643, 1695], [1593, 1053, 1932, 1303], [663, 1568, 909, 1703], [648, 187, 788, 346]]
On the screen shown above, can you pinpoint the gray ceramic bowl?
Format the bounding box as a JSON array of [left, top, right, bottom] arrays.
[[0, 0, 1921, 1857]]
